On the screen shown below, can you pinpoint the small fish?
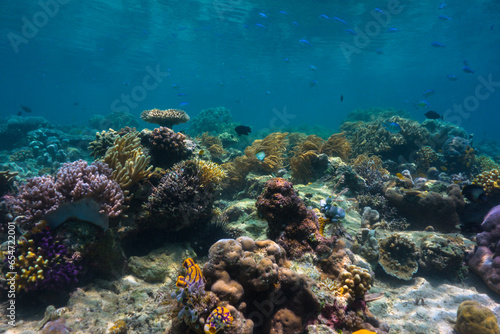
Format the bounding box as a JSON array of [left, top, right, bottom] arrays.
[[332, 17, 347, 25], [292, 21, 299, 26], [309, 80, 318, 88], [447, 74, 458, 81], [309, 64, 317, 71], [299, 39, 311, 46], [305, 193, 313, 198], [439, 15, 452, 20], [177, 93, 186, 97], [171, 84, 180, 90], [265, 90, 271, 95], [17, 111, 22, 116], [384, 122, 402, 133], [178, 102, 190, 107], [258, 13, 267, 18], [279, 11, 288, 15], [374, 8, 384, 14], [462, 184, 487, 203], [462, 66, 474, 74], [422, 89, 436, 97], [176, 258, 203, 288], [416, 100, 431, 109], [235, 125, 251, 136], [439, 2, 447, 9], [255, 150, 266, 161], [217, 81, 224, 86], [424, 111, 443, 120], [396, 173, 405, 180], [345, 29, 357, 35], [198, 149, 205, 156], [340, 95, 343, 102], [204, 306, 233, 334], [72, 102, 79, 106], [376, 48, 383, 55], [319, 14, 329, 20], [283, 58, 290, 63], [352, 330, 376, 334], [387, 27, 399, 32], [20, 105, 32, 113], [255, 23, 267, 29], [240, 75, 247, 79], [431, 42, 446, 48]]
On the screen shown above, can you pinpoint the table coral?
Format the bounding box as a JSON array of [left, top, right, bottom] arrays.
[[256, 177, 335, 259], [378, 233, 419, 280], [140, 108, 189, 128], [467, 205, 500, 294], [454, 300, 499, 334]]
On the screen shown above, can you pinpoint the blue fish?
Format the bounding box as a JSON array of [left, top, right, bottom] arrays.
[[255, 23, 267, 29], [279, 11, 288, 15], [265, 90, 271, 95], [299, 39, 311, 46], [332, 17, 347, 25], [217, 81, 224, 86], [345, 29, 357, 35], [309, 64, 317, 71], [431, 42, 446, 48], [310, 80, 318, 87], [292, 21, 299, 26], [387, 27, 399, 32], [376, 48, 384, 55], [439, 15, 452, 20], [374, 8, 384, 14], [319, 14, 329, 20], [439, 2, 447, 9], [416, 100, 431, 109], [462, 66, 474, 74], [447, 74, 458, 81], [171, 84, 180, 90], [384, 122, 402, 133], [283, 58, 290, 63], [178, 102, 189, 107], [258, 13, 267, 18], [256, 150, 266, 161], [422, 89, 436, 97], [177, 93, 186, 97]]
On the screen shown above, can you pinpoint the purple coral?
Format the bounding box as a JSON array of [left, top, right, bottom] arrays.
[[8, 160, 124, 230], [143, 126, 189, 167]]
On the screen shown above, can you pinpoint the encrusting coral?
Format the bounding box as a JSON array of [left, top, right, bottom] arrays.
[[378, 233, 419, 280], [101, 131, 153, 197]]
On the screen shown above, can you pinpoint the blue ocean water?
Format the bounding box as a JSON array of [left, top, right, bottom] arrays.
[[1, 0, 499, 140]]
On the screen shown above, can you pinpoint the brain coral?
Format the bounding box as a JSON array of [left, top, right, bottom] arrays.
[[454, 300, 499, 334]]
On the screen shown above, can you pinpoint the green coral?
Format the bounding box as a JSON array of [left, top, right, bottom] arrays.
[[455, 300, 499, 334]]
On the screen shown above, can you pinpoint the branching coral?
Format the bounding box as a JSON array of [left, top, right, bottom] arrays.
[[88, 129, 119, 159], [197, 132, 227, 160], [140, 108, 190, 128], [102, 132, 153, 196]]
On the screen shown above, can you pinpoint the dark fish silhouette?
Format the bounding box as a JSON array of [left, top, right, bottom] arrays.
[[340, 95, 344, 102], [424, 111, 443, 120], [235, 125, 251, 136], [462, 184, 487, 203], [17, 111, 22, 116], [73, 102, 79, 106], [20, 105, 32, 113]]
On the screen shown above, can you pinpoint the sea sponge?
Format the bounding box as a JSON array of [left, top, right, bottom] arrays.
[[454, 300, 499, 334], [140, 108, 189, 128], [378, 233, 419, 280]]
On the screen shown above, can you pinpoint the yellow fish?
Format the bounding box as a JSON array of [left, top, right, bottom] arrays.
[[396, 173, 405, 180], [204, 306, 233, 334], [176, 258, 203, 288], [352, 330, 376, 334]]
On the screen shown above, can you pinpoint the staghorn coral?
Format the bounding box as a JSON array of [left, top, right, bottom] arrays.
[[473, 169, 500, 195], [102, 131, 153, 195], [140, 108, 190, 128], [320, 132, 352, 161], [88, 129, 119, 159], [341, 116, 430, 159], [378, 233, 419, 280], [142, 126, 190, 167]]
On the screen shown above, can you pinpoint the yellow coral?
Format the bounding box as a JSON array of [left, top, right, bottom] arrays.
[[197, 132, 227, 160], [193, 159, 227, 188], [473, 169, 500, 195], [320, 132, 352, 161], [108, 319, 127, 334], [476, 154, 499, 173], [338, 265, 372, 301], [102, 132, 153, 197]]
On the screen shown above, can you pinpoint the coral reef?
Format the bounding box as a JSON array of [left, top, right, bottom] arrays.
[[419, 234, 468, 279], [188, 106, 234, 136], [476, 154, 499, 173], [256, 178, 334, 259], [378, 233, 419, 280], [89, 111, 139, 131], [338, 265, 373, 302], [141, 126, 190, 167], [140, 108, 190, 128], [467, 205, 500, 294], [343, 107, 409, 123], [385, 184, 464, 233], [320, 132, 352, 161], [8, 160, 125, 231], [454, 300, 499, 334], [0, 170, 17, 196], [290, 135, 327, 184], [88, 129, 119, 159], [442, 136, 475, 173], [197, 132, 227, 161], [102, 131, 152, 195]]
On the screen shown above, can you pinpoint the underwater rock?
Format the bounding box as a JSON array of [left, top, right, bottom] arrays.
[[378, 233, 419, 280], [418, 234, 468, 279]]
